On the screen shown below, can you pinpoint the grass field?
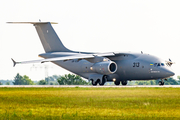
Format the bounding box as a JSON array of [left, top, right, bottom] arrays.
[[0, 87, 180, 120]]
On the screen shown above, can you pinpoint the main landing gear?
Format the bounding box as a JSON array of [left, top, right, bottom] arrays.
[[91, 79, 106, 86], [121, 80, 127, 85], [114, 80, 127, 86], [114, 81, 120, 85], [159, 79, 164, 86], [92, 80, 98, 86], [91, 76, 107, 86]]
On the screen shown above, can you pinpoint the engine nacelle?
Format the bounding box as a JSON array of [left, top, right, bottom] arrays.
[[91, 61, 117, 75]]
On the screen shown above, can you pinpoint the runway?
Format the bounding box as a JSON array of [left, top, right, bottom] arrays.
[[0, 85, 180, 88]]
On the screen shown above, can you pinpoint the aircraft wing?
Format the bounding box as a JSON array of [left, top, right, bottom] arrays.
[[12, 52, 115, 67]]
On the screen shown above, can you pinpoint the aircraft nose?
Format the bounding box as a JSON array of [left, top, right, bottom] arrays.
[[168, 70, 175, 76], [163, 68, 175, 77]]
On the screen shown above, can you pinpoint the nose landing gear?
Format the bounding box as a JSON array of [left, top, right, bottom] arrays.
[[159, 79, 164, 86]]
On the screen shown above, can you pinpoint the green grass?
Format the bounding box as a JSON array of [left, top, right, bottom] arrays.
[[0, 87, 180, 119]]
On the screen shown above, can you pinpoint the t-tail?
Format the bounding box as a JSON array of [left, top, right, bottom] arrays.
[[7, 22, 72, 53]]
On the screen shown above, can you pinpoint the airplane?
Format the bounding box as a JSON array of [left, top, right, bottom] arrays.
[[8, 22, 175, 86]]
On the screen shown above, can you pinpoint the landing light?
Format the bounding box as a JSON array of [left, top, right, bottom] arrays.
[[90, 67, 93, 70], [113, 78, 116, 82]]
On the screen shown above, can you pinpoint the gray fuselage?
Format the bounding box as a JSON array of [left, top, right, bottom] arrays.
[[39, 52, 174, 82]]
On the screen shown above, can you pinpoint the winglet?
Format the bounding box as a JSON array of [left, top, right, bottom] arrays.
[[11, 58, 16, 67]]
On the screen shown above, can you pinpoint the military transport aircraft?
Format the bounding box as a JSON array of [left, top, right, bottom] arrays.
[[8, 22, 175, 86]]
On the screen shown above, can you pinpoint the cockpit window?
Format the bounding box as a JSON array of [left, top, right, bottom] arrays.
[[154, 63, 165, 67], [161, 63, 165, 66], [154, 63, 157, 66]]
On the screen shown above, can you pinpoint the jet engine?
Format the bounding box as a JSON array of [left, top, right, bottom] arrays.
[[90, 61, 117, 75]]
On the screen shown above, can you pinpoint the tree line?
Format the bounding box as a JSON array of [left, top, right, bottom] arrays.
[[0, 73, 180, 85], [0, 73, 90, 85]]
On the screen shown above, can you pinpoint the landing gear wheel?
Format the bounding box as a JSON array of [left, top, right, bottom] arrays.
[[159, 81, 164, 86], [99, 80, 105, 86], [121, 81, 127, 86], [99, 82, 105, 86], [92, 80, 98, 86], [99, 76, 106, 86], [162, 82, 164, 85], [114, 81, 120, 85], [159, 79, 164, 86]]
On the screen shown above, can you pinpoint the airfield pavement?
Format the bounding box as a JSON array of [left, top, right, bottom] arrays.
[[1, 85, 180, 88]]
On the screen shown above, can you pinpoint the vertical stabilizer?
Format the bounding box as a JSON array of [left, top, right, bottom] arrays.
[[7, 22, 72, 53], [34, 22, 71, 53]]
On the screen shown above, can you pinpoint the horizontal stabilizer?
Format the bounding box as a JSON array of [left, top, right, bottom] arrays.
[[7, 22, 58, 24], [11, 58, 16, 67], [7, 21, 72, 53]]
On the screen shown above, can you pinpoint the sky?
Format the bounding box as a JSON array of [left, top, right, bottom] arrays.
[[0, 0, 180, 80]]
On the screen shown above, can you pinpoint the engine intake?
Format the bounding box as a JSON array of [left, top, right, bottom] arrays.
[[91, 61, 117, 75]]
